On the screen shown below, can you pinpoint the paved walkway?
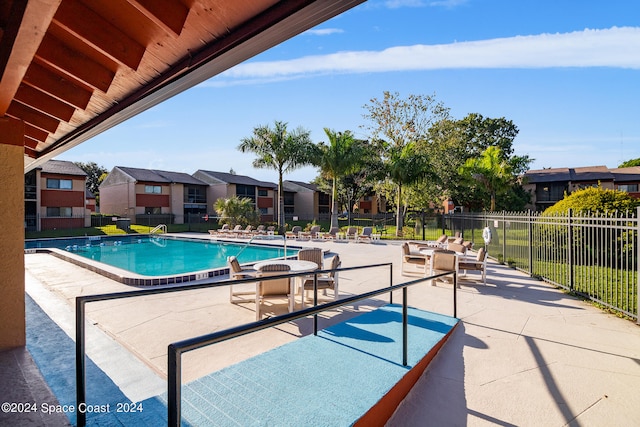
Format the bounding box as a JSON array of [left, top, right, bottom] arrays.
[[16, 233, 640, 426]]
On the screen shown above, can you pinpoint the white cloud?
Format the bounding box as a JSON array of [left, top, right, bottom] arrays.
[[206, 27, 640, 86], [304, 28, 344, 36]]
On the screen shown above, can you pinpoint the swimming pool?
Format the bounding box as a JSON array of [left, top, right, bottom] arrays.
[[25, 235, 296, 286]]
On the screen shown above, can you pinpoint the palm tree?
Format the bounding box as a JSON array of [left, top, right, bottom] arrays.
[[459, 145, 512, 211], [385, 142, 430, 236], [316, 129, 364, 229], [238, 121, 314, 231], [214, 196, 257, 227]]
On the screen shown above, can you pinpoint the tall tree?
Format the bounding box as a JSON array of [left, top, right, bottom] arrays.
[[315, 129, 364, 229], [238, 121, 314, 231], [459, 146, 512, 211], [362, 91, 449, 235], [74, 161, 107, 196]]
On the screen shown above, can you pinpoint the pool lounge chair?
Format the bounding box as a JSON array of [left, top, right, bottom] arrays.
[[321, 227, 340, 240], [285, 226, 302, 239], [356, 226, 373, 243], [208, 224, 229, 237], [299, 225, 321, 240], [345, 227, 358, 241]]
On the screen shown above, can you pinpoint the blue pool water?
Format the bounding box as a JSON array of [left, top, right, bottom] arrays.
[[25, 236, 292, 276]]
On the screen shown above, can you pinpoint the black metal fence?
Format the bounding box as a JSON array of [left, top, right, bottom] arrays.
[[439, 210, 639, 321]]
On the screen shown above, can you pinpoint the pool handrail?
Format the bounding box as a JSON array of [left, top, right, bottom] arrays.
[[74, 262, 457, 427]]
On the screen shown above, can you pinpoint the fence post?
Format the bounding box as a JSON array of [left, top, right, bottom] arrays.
[[528, 209, 533, 275], [502, 211, 507, 261], [568, 209, 574, 291], [637, 207, 640, 324]]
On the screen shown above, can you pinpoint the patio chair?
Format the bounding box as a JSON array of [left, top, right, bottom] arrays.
[[401, 242, 429, 276], [321, 226, 340, 240], [429, 250, 458, 287], [457, 247, 488, 285], [255, 263, 293, 320], [345, 227, 358, 240], [285, 226, 302, 239], [297, 247, 323, 270], [228, 256, 257, 304], [356, 226, 373, 243], [208, 223, 229, 237], [301, 255, 341, 308], [299, 225, 321, 240], [236, 225, 253, 238], [250, 224, 266, 236], [446, 242, 467, 255]]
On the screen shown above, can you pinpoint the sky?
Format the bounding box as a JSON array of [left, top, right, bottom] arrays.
[[57, 0, 640, 184]]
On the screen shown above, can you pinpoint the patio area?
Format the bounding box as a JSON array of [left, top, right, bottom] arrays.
[[6, 233, 640, 426]]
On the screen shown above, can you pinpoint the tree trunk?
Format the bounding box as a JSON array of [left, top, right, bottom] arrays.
[[278, 170, 285, 234], [395, 183, 403, 237], [330, 177, 339, 229]]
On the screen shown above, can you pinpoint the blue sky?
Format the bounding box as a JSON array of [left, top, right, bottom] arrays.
[[57, 0, 640, 184]]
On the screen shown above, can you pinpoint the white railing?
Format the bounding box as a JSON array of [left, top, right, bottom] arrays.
[[150, 224, 167, 234]]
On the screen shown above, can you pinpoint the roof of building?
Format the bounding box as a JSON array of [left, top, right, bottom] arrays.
[[40, 160, 87, 177], [113, 166, 207, 185], [610, 167, 640, 182], [524, 166, 615, 183], [287, 180, 319, 191], [195, 170, 277, 189]]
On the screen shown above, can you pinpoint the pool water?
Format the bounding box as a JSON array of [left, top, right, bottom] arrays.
[[25, 236, 292, 276]]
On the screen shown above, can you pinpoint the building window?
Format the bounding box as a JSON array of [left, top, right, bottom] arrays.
[[145, 207, 161, 214], [236, 184, 256, 203], [46, 178, 72, 189], [145, 185, 162, 194], [258, 189, 268, 197], [536, 184, 566, 202], [184, 186, 206, 203], [46, 207, 72, 217], [618, 184, 638, 192], [259, 208, 268, 215]]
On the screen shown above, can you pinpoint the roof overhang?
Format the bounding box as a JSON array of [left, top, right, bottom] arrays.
[[0, 0, 364, 173]]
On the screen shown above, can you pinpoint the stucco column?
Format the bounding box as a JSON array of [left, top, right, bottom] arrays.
[[0, 117, 26, 348]]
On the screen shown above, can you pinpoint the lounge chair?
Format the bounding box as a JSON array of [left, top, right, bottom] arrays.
[[301, 255, 341, 308], [255, 263, 293, 320], [345, 227, 358, 240], [457, 247, 488, 285], [227, 224, 243, 237], [285, 226, 302, 239], [400, 242, 429, 276], [299, 225, 321, 240], [250, 225, 266, 236], [236, 225, 254, 238], [356, 226, 373, 243], [228, 256, 257, 304], [208, 224, 229, 237], [321, 227, 340, 240]]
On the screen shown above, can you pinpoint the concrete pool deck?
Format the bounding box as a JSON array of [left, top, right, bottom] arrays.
[[14, 232, 640, 426]]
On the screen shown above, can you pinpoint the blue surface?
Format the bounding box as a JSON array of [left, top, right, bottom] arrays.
[[26, 295, 171, 426], [25, 237, 292, 276], [178, 304, 458, 426], [26, 296, 457, 426]]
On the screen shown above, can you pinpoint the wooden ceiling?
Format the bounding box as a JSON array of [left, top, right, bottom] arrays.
[[0, 0, 364, 172]]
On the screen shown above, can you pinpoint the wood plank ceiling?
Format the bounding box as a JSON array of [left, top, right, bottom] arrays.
[[0, 0, 364, 172]]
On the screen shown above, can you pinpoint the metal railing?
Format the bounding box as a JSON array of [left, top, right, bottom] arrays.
[[76, 261, 456, 427], [166, 267, 457, 426], [440, 209, 639, 321]]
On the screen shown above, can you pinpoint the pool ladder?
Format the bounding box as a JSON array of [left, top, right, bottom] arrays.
[[234, 234, 288, 260], [150, 224, 167, 234]]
